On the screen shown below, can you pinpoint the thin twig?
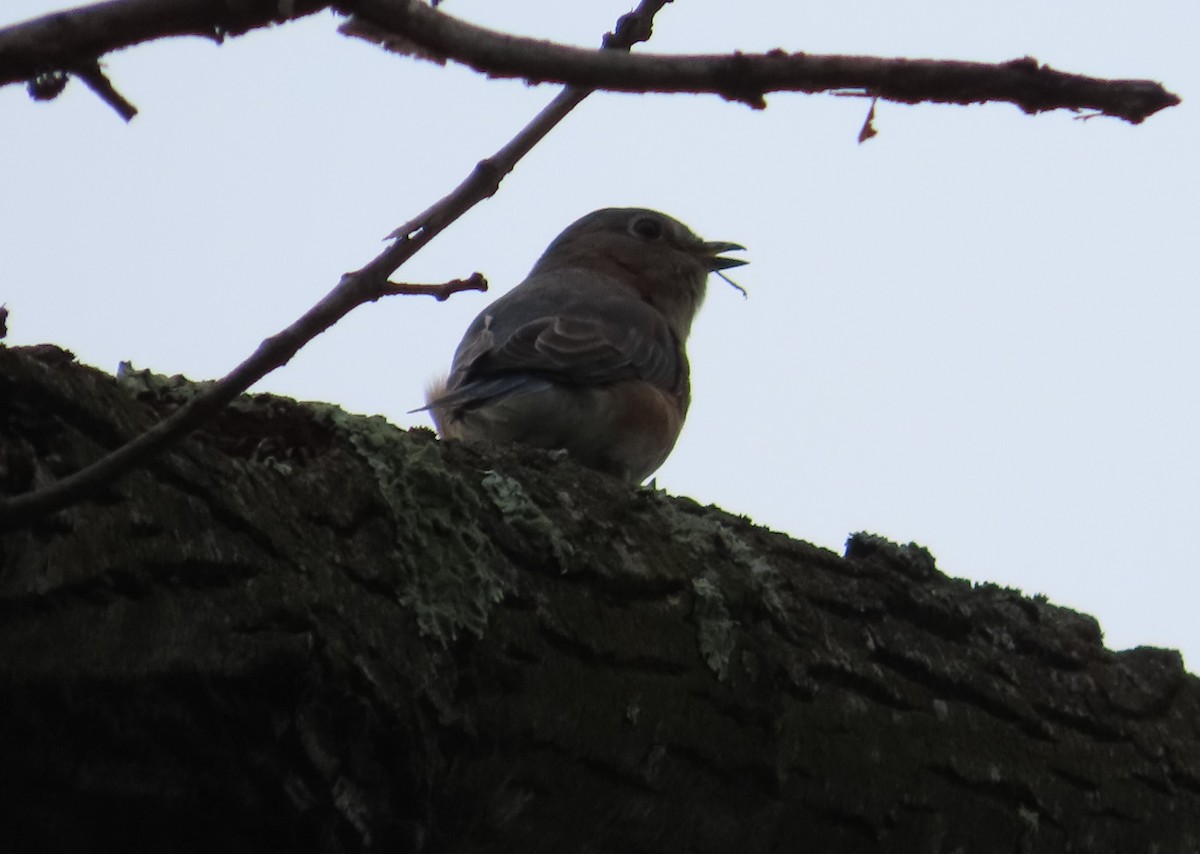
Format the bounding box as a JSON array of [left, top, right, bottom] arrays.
[[74, 60, 138, 120], [0, 0, 670, 527], [379, 273, 488, 301]]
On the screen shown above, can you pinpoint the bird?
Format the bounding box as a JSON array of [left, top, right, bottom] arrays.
[[422, 207, 746, 483]]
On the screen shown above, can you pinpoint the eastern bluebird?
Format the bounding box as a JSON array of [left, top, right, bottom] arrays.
[[423, 208, 746, 483]]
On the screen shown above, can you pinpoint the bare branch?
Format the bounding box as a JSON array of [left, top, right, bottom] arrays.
[[0, 0, 669, 527], [0, 0, 327, 84], [379, 273, 488, 301], [344, 0, 1179, 123], [0, 0, 329, 116], [1, 0, 1180, 123]]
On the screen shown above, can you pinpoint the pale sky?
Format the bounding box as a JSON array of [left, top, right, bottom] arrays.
[[3, 1, 1197, 668]]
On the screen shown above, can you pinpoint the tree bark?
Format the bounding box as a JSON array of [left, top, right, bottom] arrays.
[[1, 343, 1197, 853]]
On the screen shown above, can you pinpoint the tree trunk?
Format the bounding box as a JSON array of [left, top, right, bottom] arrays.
[[1, 344, 1197, 853]]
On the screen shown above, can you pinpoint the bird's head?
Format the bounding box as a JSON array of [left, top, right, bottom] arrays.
[[530, 207, 747, 340]]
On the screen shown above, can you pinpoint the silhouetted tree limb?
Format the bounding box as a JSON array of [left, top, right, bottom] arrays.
[[0, 0, 1180, 124], [344, 0, 1179, 122]]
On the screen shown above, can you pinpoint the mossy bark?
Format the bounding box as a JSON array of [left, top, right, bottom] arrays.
[[1, 344, 1197, 853]]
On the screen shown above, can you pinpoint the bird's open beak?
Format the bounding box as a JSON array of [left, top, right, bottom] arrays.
[[701, 240, 748, 271]]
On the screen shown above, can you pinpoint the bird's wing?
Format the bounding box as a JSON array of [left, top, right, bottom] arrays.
[[486, 314, 667, 384], [434, 271, 684, 409]]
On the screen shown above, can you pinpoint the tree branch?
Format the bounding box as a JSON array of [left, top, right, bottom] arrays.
[[344, 0, 1179, 123], [0, 0, 329, 115], [0, 0, 1180, 123], [0, 0, 668, 527], [0, 0, 327, 83], [378, 273, 488, 300]]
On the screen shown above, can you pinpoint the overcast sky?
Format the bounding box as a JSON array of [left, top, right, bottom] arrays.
[[3, 0, 1197, 669]]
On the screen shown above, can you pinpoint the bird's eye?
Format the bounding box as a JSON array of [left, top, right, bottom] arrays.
[[629, 216, 664, 241]]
